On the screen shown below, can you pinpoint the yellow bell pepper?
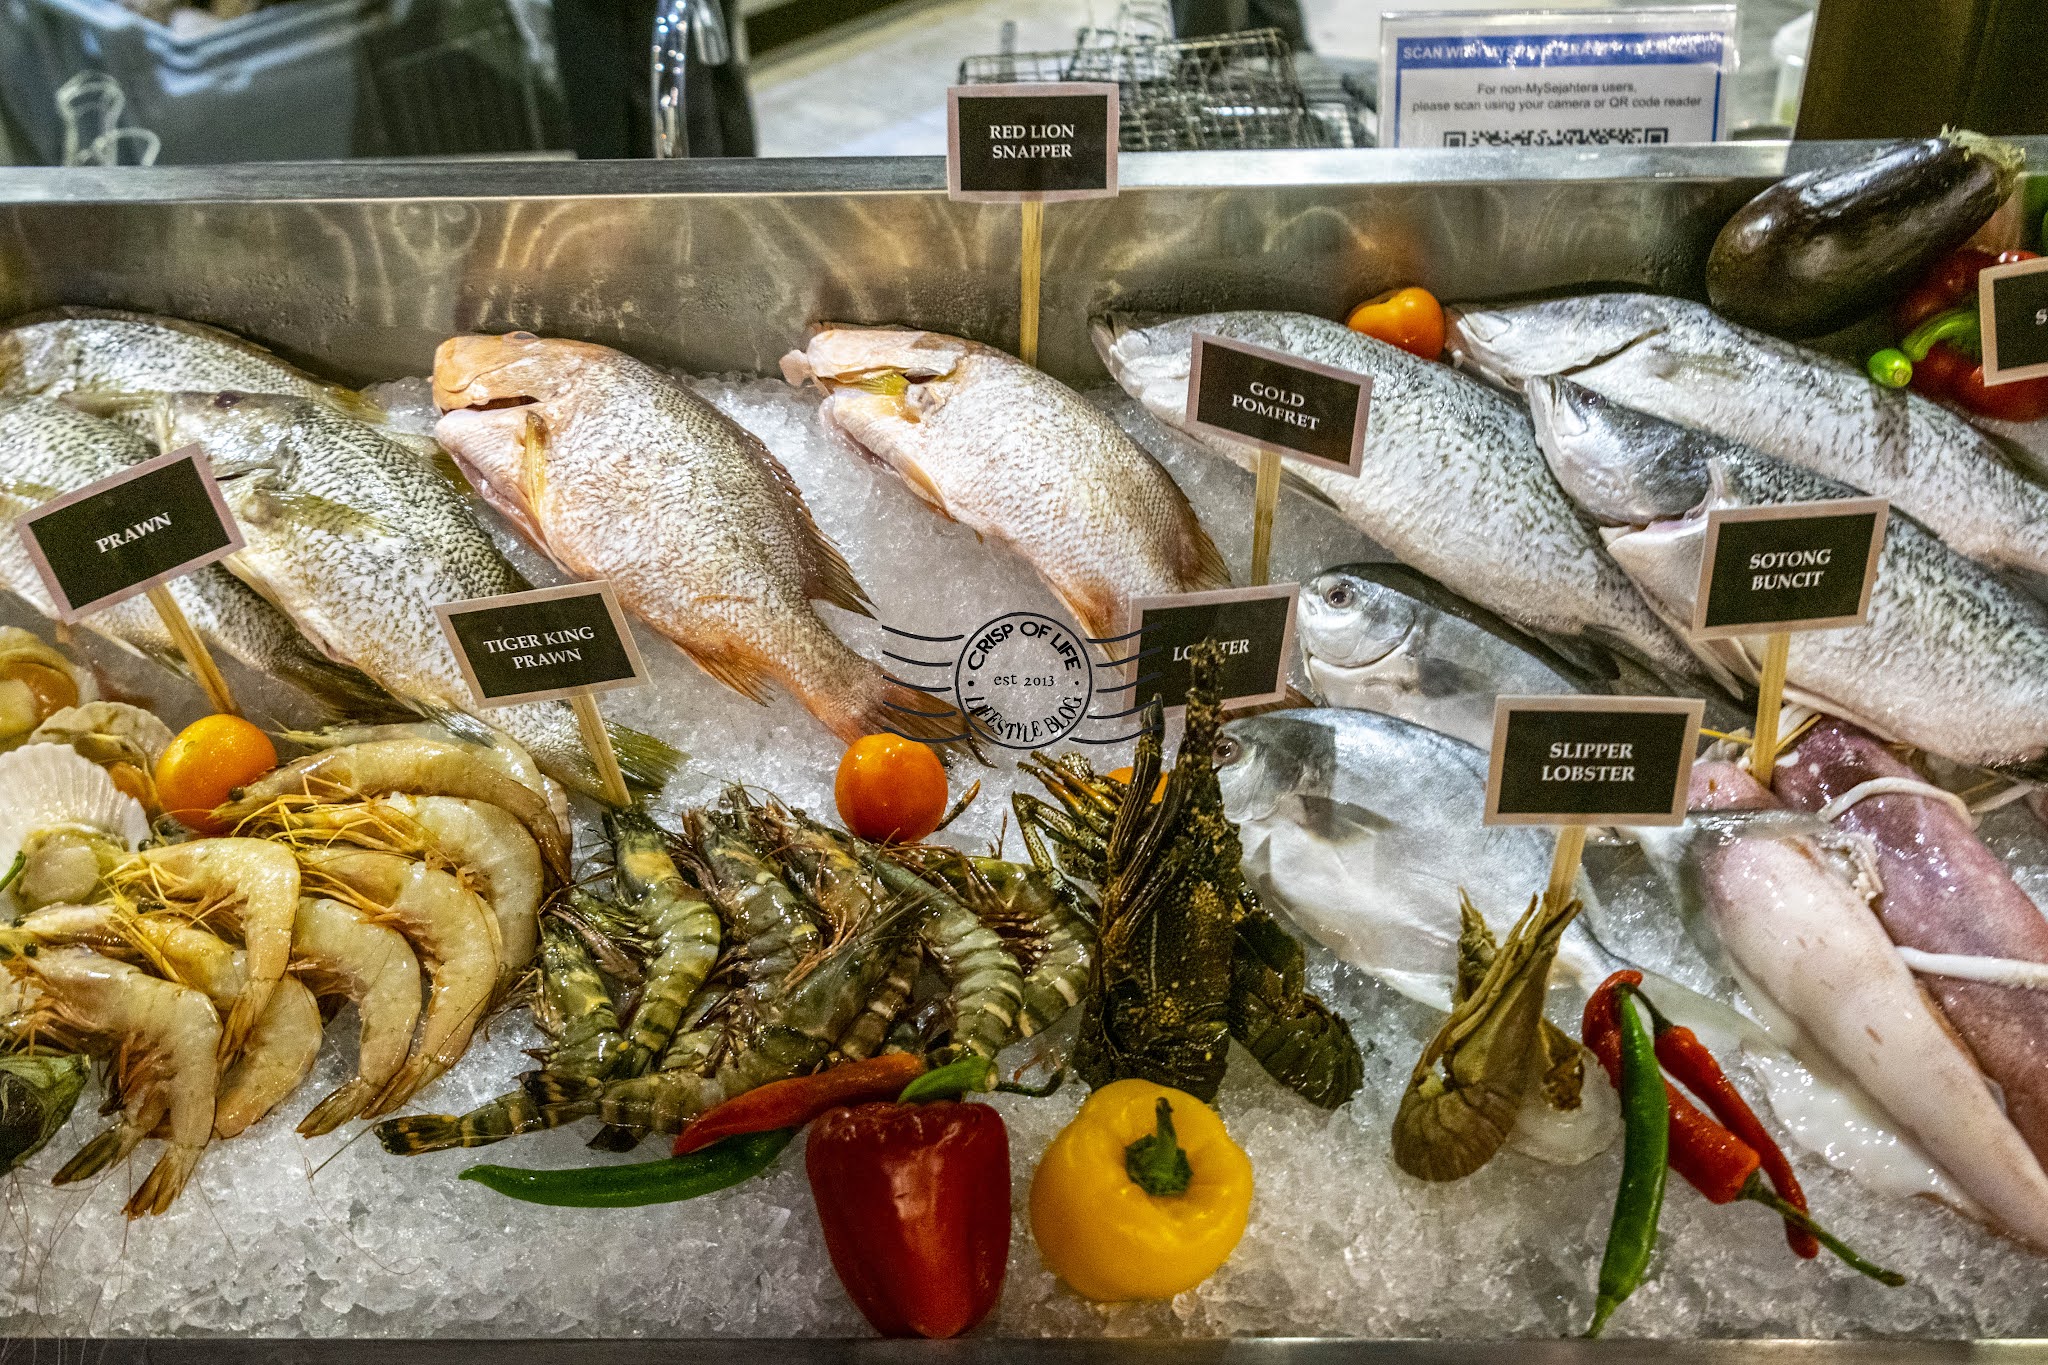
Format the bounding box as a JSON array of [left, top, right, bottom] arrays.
[[1029, 1079, 1253, 1302]]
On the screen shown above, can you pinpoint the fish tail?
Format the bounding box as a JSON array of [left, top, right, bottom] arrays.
[[835, 660, 973, 751], [607, 722, 686, 793], [1183, 515, 1232, 591]]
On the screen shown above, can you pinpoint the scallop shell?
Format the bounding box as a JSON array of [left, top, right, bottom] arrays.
[[0, 742, 149, 876]]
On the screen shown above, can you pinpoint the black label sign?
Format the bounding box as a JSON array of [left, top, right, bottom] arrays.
[[1692, 498, 1887, 639], [947, 83, 1118, 202], [1186, 333, 1370, 475], [1125, 584, 1299, 715], [1980, 256, 2048, 384], [1485, 696, 1703, 827], [437, 582, 648, 708], [15, 445, 243, 622]]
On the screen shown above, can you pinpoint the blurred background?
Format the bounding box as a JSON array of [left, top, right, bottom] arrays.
[[0, 0, 2039, 167]]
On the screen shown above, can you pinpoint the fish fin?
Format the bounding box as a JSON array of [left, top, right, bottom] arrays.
[[752, 433, 876, 618], [871, 677, 977, 753], [1289, 792, 1396, 845], [684, 640, 780, 705], [1280, 465, 1342, 511], [1986, 754, 2048, 785], [605, 722, 686, 792], [891, 456, 953, 520], [1183, 515, 1232, 591]]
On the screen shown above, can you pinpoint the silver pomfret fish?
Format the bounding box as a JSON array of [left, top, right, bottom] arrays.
[[1448, 293, 2048, 584], [781, 325, 1229, 639], [0, 395, 393, 719], [1093, 310, 1708, 684], [159, 391, 677, 796], [432, 334, 955, 746], [0, 308, 371, 416], [1528, 376, 2048, 776], [1300, 562, 1614, 746]]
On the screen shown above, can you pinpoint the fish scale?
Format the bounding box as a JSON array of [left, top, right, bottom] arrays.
[[157, 390, 670, 797], [1447, 293, 2048, 585], [0, 395, 395, 719], [432, 334, 958, 746], [1092, 310, 1709, 685]]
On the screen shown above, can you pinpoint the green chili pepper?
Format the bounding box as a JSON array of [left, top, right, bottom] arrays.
[[459, 1126, 794, 1208], [1866, 347, 1913, 388], [897, 1054, 995, 1103], [1587, 990, 1668, 1338], [0, 853, 24, 896], [1900, 305, 1982, 362]]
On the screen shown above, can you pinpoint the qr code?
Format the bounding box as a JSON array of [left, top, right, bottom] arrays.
[[1442, 127, 1670, 146]]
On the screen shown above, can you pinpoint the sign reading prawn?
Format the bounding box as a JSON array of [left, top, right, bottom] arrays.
[[438, 581, 648, 805], [15, 444, 244, 714]]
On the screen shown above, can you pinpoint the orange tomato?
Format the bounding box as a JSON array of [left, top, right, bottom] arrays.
[[154, 713, 277, 835], [1107, 766, 1167, 803], [1345, 286, 1446, 360], [835, 734, 948, 843]]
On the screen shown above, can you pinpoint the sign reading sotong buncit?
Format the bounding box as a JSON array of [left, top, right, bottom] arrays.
[[437, 582, 648, 709], [1124, 584, 1300, 715], [15, 445, 244, 622], [1979, 255, 2048, 386], [1691, 498, 1888, 638], [1485, 696, 1704, 827], [946, 82, 1119, 202], [1186, 334, 1371, 476]]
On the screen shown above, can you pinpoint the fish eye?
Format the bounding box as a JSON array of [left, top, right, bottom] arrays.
[[1215, 735, 1243, 766], [1323, 581, 1355, 609]]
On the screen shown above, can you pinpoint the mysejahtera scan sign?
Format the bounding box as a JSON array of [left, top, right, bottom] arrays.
[[1485, 695, 1703, 827], [1124, 583, 1299, 716], [437, 581, 648, 709], [1691, 498, 1887, 639], [1186, 333, 1370, 476], [947, 82, 1118, 202], [15, 445, 243, 622]]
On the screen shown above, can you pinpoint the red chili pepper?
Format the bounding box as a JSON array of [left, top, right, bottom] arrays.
[[672, 1053, 927, 1156], [806, 1100, 1011, 1339], [1583, 973, 1761, 1205], [1651, 1022, 1818, 1259]]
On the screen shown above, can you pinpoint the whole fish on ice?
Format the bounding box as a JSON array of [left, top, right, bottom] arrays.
[[1669, 759, 2048, 1249], [1093, 310, 1708, 683], [1299, 562, 1619, 746], [159, 390, 680, 798], [0, 395, 395, 720], [433, 333, 958, 746], [0, 307, 373, 417], [1448, 293, 2048, 583], [1529, 377, 2048, 776], [781, 324, 1229, 639]]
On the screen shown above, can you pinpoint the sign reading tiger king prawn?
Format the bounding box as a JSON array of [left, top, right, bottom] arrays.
[[436, 581, 648, 709]]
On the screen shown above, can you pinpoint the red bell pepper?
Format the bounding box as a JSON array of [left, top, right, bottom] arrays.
[[806, 1099, 1011, 1338]]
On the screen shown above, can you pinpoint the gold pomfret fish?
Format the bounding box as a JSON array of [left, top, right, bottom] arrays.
[[780, 325, 1228, 639], [431, 333, 959, 746], [0, 308, 376, 419], [158, 390, 679, 798], [0, 395, 395, 720]]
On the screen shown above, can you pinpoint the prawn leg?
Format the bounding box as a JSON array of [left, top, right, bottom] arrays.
[[292, 896, 425, 1136]]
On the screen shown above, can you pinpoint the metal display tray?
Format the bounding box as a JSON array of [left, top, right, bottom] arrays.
[[2, 144, 2047, 1360]]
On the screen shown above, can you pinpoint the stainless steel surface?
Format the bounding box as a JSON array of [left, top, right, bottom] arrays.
[[21, 1337, 2048, 1360], [0, 141, 1904, 390]]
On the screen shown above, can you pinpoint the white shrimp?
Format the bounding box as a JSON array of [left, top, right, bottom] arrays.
[[17, 903, 323, 1138], [296, 848, 499, 1115], [0, 942, 220, 1217], [220, 739, 568, 877], [108, 838, 299, 1063], [291, 895, 424, 1136]]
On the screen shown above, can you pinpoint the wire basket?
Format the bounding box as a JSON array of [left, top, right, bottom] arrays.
[[958, 26, 1368, 151]]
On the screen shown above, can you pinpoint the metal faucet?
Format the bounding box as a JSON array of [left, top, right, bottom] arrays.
[[651, 0, 732, 158]]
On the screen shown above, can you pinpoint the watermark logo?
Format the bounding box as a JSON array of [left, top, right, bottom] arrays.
[[882, 613, 1149, 750]]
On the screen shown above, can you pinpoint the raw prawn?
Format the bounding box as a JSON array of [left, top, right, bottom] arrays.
[[297, 847, 499, 1115], [608, 808, 719, 1076], [220, 739, 568, 877], [291, 896, 426, 1135], [0, 942, 220, 1217], [107, 838, 299, 1063]]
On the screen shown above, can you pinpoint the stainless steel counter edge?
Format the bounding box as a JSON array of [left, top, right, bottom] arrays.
[[4, 1340, 2048, 1362], [5, 140, 2040, 204]]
